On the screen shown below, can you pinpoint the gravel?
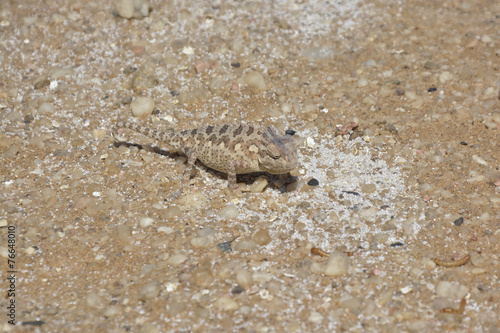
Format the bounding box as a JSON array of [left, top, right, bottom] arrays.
[[0, 0, 498, 331]]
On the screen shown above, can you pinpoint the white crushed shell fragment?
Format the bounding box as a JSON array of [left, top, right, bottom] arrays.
[[259, 289, 273, 300], [172, 99, 179, 104], [401, 286, 413, 294], [0, 21, 10, 27], [165, 282, 179, 292], [298, 169, 305, 175], [320, 108, 329, 113], [3, 180, 14, 186], [0, 219, 7, 227], [306, 137, 315, 148], [363, 136, 372, 142], [51, 120, 60, 128], [92, 191, 102, 197], [100, 154, 108, 160], [57, 231, 65, 237], [49, 80, 58, 90], [95, 254, 106, 261], [182, 46, 194, 54], [164, 115, 173, 123], [472, 154, 488, 166]]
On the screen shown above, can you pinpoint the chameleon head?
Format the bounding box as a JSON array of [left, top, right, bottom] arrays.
[[258, 126, 298, 174]]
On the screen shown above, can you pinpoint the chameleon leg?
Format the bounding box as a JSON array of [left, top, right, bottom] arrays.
[[181, 151, 198, 192]]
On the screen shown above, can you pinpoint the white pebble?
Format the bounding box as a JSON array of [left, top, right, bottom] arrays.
[[435, 281, 469, 300], [167, 254, 188, 266], [114, 0, 134, 18], [215, 297, 239, 311], [439, 71, 454, 83], [37, 102, 55, 115], [472, 154, 488, 166], [139, 217, 155, 227], [306, 137, 315, 148], [236, 269, 253, 289], [218, 204, 239, 219], [131, 97, 155, 117], [243, 71, 267, 90], [157, 226, 174, 234], [324, 251, 350, 276], [308, 311, 324, 323]]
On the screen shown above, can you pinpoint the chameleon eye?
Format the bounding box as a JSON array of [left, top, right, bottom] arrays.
[[266, 144, 281, 159]]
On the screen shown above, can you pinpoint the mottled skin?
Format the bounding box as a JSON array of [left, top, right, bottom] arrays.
[[112, 121, 298, 192]]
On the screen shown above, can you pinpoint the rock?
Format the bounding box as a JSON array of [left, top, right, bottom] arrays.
[[139, 217, 155, 227], [114, 0, 152, 19], [243, 71, 267, 90], [215, 297, 239, 311], [192, 267, 214, 287], [218, 204, 239, 219], [167, 254, 188, 266], [195, 59, 212, 73], [139, 280, 161, 300], [253, 228, 271, 246], [435, 281, 469, 300], [234, 239, 257, 251], [236, 269, 253, 289], [85, 292, 102, 308], [439, 71, 454, 84], [102, 306, 122, 318], [340, 296, 363, 315], [131, 97, 154, 117], [114, 0, 134, 18], [250, 176, 268, 193], [37, 102, 56, 115], [324, 251, 350, 276], [138, 323, 159, 333], [208, 77, 224, 92]]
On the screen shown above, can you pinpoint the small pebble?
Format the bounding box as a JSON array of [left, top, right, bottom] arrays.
[[192, 267, 214, 287], [167, 254, 188, 266], [138, 323, 159, 333], [253, 228, 271, 246], [37, 102, 55, 115], [307, 178, 319, 186], [435, 281, 469, 300], [139, 281, 161, 300], [102, 306, 122, 318], [308, 311, 324, 323], [472, 154, 488, 166], [243, 70, 267, 90], [218, 204, 239, 219], [324, 251, 350, 276], [285, 129, 296, 135], [236, 269, 253, 289], [453, 217, 464, 226], [131, 97, 155, 117], [217, 241, 232, 253], [234, 239, 258, 251], [215, 297, 239, 311], [139, 217, 155, 228], [428, 87, 437, 92], [250, 176, 268, 193]]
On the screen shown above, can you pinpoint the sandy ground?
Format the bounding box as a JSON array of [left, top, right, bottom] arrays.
[[1, 0, 499, 332]]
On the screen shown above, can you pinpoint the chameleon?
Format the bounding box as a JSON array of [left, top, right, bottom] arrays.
[[111, 121, 298, 192]]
